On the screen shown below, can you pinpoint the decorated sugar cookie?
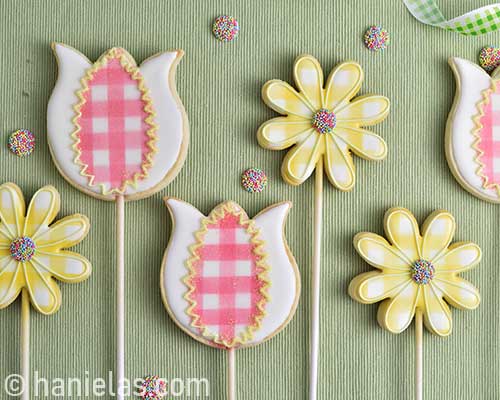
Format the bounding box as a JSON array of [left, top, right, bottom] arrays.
[[47, 43, 189, 400], [349, 207, 480, 397], [257, 54, 390, 400], [161, 199, 300, 399], [446, 57, 500, 203], [161, 199, 299, 347], [0, 182, 91, 400], [47, 43, 188, 201]]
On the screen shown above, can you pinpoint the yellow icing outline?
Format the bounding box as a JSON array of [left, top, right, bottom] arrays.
[[183, 201, 270, 348], [71, 47, 158, 195], [472, 78, 500, 195]]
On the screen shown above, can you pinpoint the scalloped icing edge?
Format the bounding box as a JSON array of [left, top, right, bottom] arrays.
[[183, 201, 270, 348], [71, 47, 159, 195]]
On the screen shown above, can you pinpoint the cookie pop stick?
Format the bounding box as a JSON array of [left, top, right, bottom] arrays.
[[257, 54, 390, 399], [349, 208, 481, 399], [47, 43, 188, 399], [0, 183, 91, 400], [161, 199, 300, 400]]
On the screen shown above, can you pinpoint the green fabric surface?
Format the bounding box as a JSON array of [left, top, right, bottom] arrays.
[[0, 0, 498, 399]]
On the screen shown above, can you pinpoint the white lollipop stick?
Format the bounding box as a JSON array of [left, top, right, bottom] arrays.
[[21, 289, 30, 400], [415, 309, 423, 400], [309, 162, 323, 400], [116, 195, 125, 399]]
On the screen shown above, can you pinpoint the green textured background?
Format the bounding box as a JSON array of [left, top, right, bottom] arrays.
[[0, 0, 499, 399]]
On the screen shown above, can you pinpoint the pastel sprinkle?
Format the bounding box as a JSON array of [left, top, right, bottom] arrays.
[[411, 259, 435, 285], [312, 109, 336, 134], [479, 47, 500, 73], [138, 376, 167, 400], [364, 26, 390, 52], [8, 129, 35, 157], [212, 15, 239, 42], [10, 237, 36, 262], [241, 168, 268, 193]]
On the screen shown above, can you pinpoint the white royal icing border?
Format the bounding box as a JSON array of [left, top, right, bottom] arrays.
[[160, 199, 300, 348], [47, 43, 188, 201], [446, 57, 500, 202]]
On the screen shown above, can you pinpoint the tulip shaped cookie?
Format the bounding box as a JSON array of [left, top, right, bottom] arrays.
[[447, 57, 500, 203], [161, 199, 300, 348], [48, 43, 188, 201]]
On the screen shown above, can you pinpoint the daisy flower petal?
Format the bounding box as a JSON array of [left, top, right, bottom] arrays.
[[34, 214, 90, 250], [32, 251, 91, 283], [23, 186, 60, 238], [24, 262, 61, 315], [433, 242, 482, 273], [257, 117, 313, 150], [384, 208, 421, 262], [433, 277, 480, 310], [281, 132, 323, 185], [421, 211, 455, 261], [349, 271, 412, 303], [353, 232, 410, 271], [293, 55, 324, 110], [336, 95, 390, 126], [423, 284, 452, 336], [334, 126, 387, 160], [262, 80, 314, 118], [0, 250, 13, 274], [325, 61, 364, 110], [0, 183, 26, 239], [324, 135, 355, 191], [0, 263, 24, 309], [377, 281, 419, 334]]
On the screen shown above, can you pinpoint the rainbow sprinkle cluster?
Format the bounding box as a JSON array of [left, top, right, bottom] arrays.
[[411, 259, 435, 285], [312, 109, 336, 134], [212, 15, 239, 42], [479, 47, 500, 73], [241, 168, 268, 193], [10, 237, 36, 262], [138, 376, 167, 400], [364, 26, 390, 52], [8, 129, 35, 157]]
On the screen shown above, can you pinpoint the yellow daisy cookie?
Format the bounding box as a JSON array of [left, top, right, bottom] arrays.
[[258, 54, 390, 189], [0, 183, 91, 315], [349, 207, 481, 337]]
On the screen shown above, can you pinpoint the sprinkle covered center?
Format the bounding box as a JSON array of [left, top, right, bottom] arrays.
[[411, 259, 435, 285], [312, 109, 336, 134], [10, 236, 36, 262]]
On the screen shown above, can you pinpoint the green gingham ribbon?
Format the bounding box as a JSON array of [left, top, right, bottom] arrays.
[[404, 0, 500, 35]]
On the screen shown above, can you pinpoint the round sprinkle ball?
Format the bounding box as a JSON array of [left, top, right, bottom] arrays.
[[241, 168, 268, 193], [8, 129, 35, 157], [479, 47, 500, 73], [364, 26, 390, 52], [10, 236, 36, 262], [312, 109, 336, 134], [411, 259, 435, 285], [138, 376, 167, 400], [212, 15, 239, 42]]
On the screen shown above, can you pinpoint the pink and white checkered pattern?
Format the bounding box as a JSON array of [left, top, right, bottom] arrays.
[[75, 55, 154, 192], [478, 81, 500, 187], [188, 212, 267, 346]]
